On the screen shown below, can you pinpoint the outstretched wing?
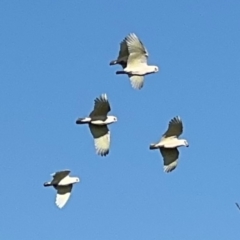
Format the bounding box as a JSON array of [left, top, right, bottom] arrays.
[[162, 116, 183, 139], [90, 94, 110, 117], [110, 39, 129, 68], [129, 75, 144, 90], [116, 40, 129, 68], [160, 148, 179, 173], [51, 170, 71, 185], [125, 33, 148, 66], [89, 124, 110, 156], [55, 185, 73, 208], [125, 33, 148, 57]]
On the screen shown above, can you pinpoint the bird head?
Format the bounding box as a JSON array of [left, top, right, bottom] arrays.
[[74, 177, 80, 183], [108, 116, 118, 124], [154, 66, 159, 72]]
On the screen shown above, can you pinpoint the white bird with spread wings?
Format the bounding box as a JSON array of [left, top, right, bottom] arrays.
[[76, 93, 117, 156], [44, 170, 80, 208], [110, 33, 159, 90], [149, 116, 189, 172]]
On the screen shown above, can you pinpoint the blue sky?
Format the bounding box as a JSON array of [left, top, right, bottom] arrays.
[[0, 0, 240, 239]]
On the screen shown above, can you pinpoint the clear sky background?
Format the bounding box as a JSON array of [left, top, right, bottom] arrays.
[[0, 0, 240, 239]]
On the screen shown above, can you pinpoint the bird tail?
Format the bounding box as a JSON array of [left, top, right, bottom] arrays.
[[116, 70, 126, 75], [76, 117, 91, 124], [44, 182, 52, 187], [109, 60, 117, 65], [149, 144, 158, 150]]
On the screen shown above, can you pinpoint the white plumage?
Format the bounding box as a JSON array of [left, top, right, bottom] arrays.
[[76, 93, 117, 156], [55, 186, 72, 209], [89, 124, 111, 156], [149, 116, 189, 172], [112, 33, 159, 90], [93, 131, 110, 156], [44, 170, 80, 208]]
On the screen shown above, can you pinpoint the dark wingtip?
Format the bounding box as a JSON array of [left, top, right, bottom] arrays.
[[101, 151, 109, 157], [98, 149, 109, 157]]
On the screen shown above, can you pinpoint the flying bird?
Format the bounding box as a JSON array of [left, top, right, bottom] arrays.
[[110, 33, 159, 90], [76, 93, 117, 156], [44, 170, 80, 209], [149, 116, 189, 172]]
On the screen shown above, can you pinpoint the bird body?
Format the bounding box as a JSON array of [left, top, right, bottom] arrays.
[[76, 116, 116, 125], [150, 137, 187, 149], [116, 65, 157, 76]]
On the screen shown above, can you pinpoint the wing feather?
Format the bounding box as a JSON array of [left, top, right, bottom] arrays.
[[90, 94, 110, 117], [117, 40, 129, 68], [55, 185, 73, 208], [129, 75, 144, 89], [89, 124, 110, 156], [160, 148, 179, 173], [162, 116, 183, 139], [125, 33, 148, 57], [110, 39, 129, 68], [51, 170, 71, 185], [125, 33, 148, 66]]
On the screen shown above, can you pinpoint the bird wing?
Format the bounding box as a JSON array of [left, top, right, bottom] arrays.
[[162, 116, 183, 139], [125, 33, 148, 66], [90, 93, 111, 117], [117, 39, 129, 67], [125, 33, 148, 57], [89, 124, 110, 156], [51, 170, 71, 185], [55, 185, 73, 209], [129, 75, 144, 90], [160, 148, 179, 173]]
